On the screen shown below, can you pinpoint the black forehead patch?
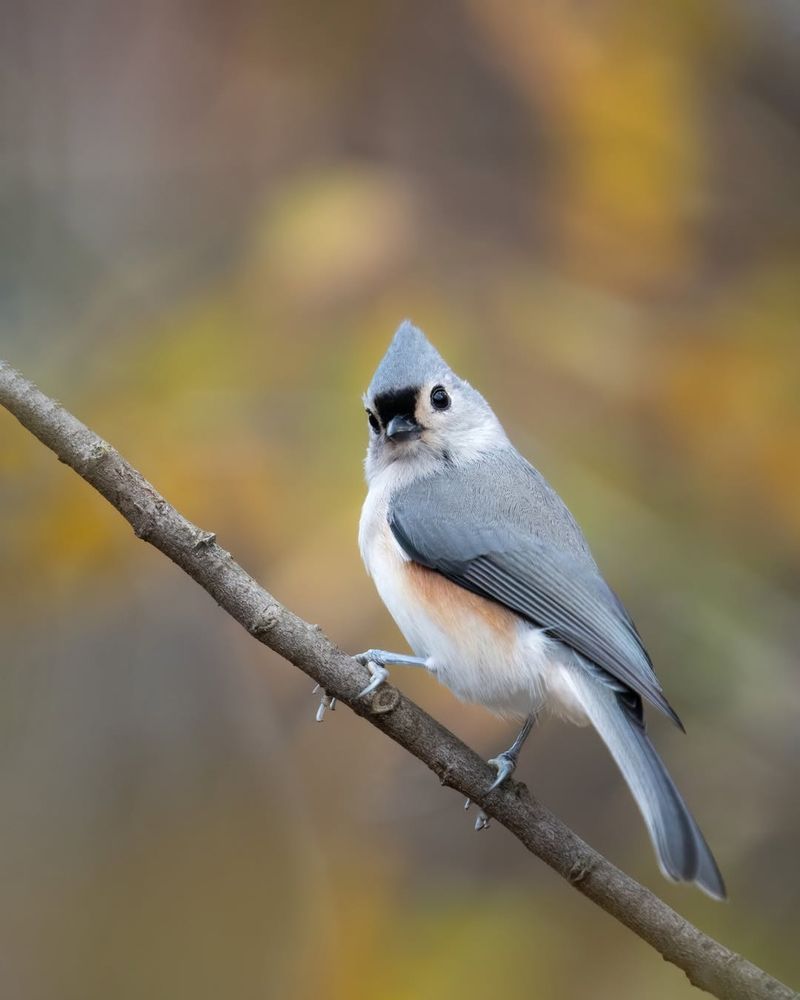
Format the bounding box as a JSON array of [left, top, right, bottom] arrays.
[[373, 387, 419, 427]]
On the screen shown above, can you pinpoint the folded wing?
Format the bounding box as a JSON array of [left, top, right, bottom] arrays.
[[389, 466, 682, 728]]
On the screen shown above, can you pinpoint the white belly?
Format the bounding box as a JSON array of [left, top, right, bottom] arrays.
[[359, 480, 587, 722]]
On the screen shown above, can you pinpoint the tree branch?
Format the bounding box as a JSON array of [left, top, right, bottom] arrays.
[[0, 360, 794, 1000]]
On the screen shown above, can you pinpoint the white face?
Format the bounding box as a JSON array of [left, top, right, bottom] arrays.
[[363, 376, 506, 483]]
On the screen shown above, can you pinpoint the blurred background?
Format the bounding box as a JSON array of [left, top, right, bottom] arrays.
[[1, 2, 799, 997]]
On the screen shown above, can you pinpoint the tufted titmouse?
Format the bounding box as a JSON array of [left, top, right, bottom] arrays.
[[349, 321, 724, 898]]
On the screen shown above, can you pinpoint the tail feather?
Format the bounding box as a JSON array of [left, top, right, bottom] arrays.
[[568, 660, 726, 899]]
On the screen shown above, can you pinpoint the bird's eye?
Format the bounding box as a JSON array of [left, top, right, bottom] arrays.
[[430, 385, 450, 411], [366, 410, 380, 434]]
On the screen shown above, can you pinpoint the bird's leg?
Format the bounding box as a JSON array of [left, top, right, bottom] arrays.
[[313, 649, 429, 720], [465, 714, 537, 830], [354, 648, 429, 698], [488, 713, 537, 790]]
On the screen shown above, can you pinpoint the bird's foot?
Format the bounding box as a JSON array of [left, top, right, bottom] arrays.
[[462, 750, 521, 830], [312, 683, 336, 722], [486, 750, 519, 791], [352, 649, 430, 697]]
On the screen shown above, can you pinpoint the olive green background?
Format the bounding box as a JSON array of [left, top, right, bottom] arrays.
[[1, 3, 798, 998]]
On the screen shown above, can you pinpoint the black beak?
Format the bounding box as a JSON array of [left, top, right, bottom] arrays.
[[385, 414, 422, 441]]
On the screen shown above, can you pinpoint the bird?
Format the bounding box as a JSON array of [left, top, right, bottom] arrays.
[[348, 320, 725, 899]]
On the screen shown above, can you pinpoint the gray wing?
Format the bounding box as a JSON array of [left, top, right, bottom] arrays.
[[388, 450, 682, 728]]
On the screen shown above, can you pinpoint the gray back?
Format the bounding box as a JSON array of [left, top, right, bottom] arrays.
[[402, 446, 596, 566]]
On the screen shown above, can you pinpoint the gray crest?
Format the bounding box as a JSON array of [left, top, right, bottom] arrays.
[[367, 321, 451, 399]]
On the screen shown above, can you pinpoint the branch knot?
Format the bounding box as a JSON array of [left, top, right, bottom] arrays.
[[252, 603, 281, 638], [568, 858, 597, 886], [192, 529, 217, 550], [367, 686, 400, 715]]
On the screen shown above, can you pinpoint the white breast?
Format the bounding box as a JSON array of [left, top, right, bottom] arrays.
[[358, 471, 582, 720]]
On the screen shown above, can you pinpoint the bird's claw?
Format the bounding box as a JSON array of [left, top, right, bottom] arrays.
[[357, 661, 390, 699], [487, 751, 517, 791], [464, 798, 491, 831], [461, 750, 517, 827], [474, 811, 491, 831], [312, 683, 336, 722]]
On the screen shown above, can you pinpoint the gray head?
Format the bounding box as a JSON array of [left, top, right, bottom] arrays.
[[363, 321, 507, 483]]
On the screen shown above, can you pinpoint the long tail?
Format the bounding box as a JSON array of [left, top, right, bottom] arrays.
[[567, 659, 726, 899]]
